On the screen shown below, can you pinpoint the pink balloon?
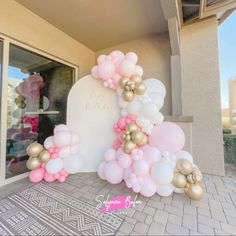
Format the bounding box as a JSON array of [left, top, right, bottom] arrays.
[[110, 50, 124, 59], [91, 66, 99, 78], [126, 52, 138, 64], [132, 183, 141, 193], [123, 167, 132, 181], [134, 65, 143, 76], [29, 168, 44, 183], [119, 59, 135, 77], [143, 146, 162, 165], [97, 60, 115, 80], [44, 172, 56, 182], [58, 176, 66, 182], [149, 122, 185, 153], [103, 161, 123, 184], [97, 55, 106, 64], [118, 154, 132, 169], [104, 149, 117, 162]]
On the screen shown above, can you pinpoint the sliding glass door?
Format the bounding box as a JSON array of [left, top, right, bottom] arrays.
[[5, 43, 75, 179]]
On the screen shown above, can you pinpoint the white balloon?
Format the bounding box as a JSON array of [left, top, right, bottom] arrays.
[[141, 102, 158, 119], [54, 124, 69, 134], [53, 131, 72, 147], [156, 184, 174, 197], [46, 158, 63, 174], [58, 146, 71, 158], [127, 100, 141, 115], [44, 136, 54, 149], [175, 150, 193, 163], [104, 149, 117, 162], [143, 146, 162, 165], [97, 161, 106, 180], [144, 78, 166, 98], [63, 154, 82, 174], [173, 186, 184, 194], [151, 162, 174, 185], [70, 144, 80, 154], [149, 93, 164, 109], [140, 176, 157, 197], [151, 112, 164, 125], [133, 160, 149, 176]]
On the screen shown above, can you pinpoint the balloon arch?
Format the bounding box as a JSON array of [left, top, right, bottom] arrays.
[[26, 51, 203, 201]]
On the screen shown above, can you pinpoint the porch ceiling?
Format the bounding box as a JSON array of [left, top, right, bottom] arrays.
[[16, 0, 168, 51]]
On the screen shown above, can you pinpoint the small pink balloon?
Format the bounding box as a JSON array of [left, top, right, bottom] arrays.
[[134, 65, 143, 76], [149, 122, 185, 153], [119, 59, 135, 77], [58, 176, 66, 182], [118, 154, 132, 169], [97, 55, 106, 64], [91, 66, 99, 78], [110, 50, 124, 59], [133, 159, 149, 176], [44, 172, 56, 182], [54, 173, 60, 179], [29, 168, 44, 183], [132, 183, 141, 193], [123, 167, 132, 181], [125, 52, 138, 64], [97, 60, 115, 80], [41, 163, 46, 169], [143, 146, 162, 165], [103, 161, 124, 184]]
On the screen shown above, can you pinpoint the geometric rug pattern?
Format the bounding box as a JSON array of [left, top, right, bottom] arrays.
[[0, 183, 124, 236]]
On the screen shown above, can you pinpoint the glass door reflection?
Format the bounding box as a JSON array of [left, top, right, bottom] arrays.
[[6, 44, 74, 179]]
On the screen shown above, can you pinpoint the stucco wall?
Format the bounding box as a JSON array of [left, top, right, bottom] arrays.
[[96, 34, 172, 115], [181, 17, 225, 175], [0, 0, 95, 77]]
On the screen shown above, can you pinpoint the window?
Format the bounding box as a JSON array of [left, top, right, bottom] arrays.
[[5, 43, 75, 179]]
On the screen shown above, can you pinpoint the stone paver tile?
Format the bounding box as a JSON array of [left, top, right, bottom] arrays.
[[214, 229, 231, 235], [211, 209, 227, 223], [209, 199, 223, 211], [145, 215, 153, 225], [223, 208, 236, 217], [134, 222, 149, 235], [124, 216, 137, 225], [189, 230, 203, 235], [168, 214, 182, 226], [147, 200, 165, 210], [160, 196, 172, 205], [221, 222, 236, 235], [164, 205, 183, 216], [154, 209, 168, 225], [198, 223, 215, 235], [118, 221, 134, 235], [148, 222, 165, 235], [197, 207, 211, 217], [226, 216, 236, 226], [165, 222, 189, 235], [198, 214, 221, 230], [183, 214, 197, 231], [184, 205, 196, 216], [172, 200, 184, 209], [221, 202, 235, 210], [143, 206, 156, 216], [133, 211, 147, 222]]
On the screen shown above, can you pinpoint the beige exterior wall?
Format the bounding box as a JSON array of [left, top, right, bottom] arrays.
[[229, 77, 236, 133], [96, 34, 172, 115], [0, 0, 95, 77], [181, 17, 225, 175]]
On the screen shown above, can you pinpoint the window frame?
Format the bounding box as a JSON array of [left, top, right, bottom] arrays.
[[0, 35, 79, 186]]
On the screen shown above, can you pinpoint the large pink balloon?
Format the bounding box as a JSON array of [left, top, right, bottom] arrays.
[[103, 161, 123, 184], [44, 172, 56, 182], [149, 122, 185, 153], [119, 59, 135, 77], [97, 60, 115, 80], [29, 168, 44, 183]]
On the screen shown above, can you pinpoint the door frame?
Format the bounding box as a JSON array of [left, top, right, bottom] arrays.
[[0, 34, 79, 186]]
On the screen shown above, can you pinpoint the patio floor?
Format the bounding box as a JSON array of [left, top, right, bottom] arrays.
[[1, 164, 236, 236]]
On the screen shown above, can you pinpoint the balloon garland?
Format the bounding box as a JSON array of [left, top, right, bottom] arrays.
[[92, 50, 203, 200], [26, 124, 82, 183]]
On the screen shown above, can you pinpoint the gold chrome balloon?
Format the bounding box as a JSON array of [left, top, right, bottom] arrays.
[[123, 141, 136, 153], [185, 184, 203, 200], [186, 174, 195, 184], [131, 75, 142, 84], [127, 123, 139, 133], [119, 77, 129, 88], [176, 159, 193, 175], [26, 157, 41, 170], [39, 150, 51, 163], [172, 172, 187, 188], [134, 83, 146, 95], [122, 91, 134, 101], [131, 131, 145, 145], [139, 134, 148, 146], [26, 143, 44, 158]]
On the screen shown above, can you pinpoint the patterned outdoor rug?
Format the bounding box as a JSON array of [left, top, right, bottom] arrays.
[[0, 183, 124, 236]]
